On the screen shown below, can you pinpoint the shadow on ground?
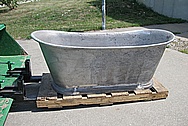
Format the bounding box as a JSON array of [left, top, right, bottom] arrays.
[[88, 0, 185, 27], [10, 98, 162, 113], [9, 83, 164, 113], [0, 6, 10, 13]]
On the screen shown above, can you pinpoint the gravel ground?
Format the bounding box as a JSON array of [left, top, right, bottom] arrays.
[[168, 35, 188, 53]]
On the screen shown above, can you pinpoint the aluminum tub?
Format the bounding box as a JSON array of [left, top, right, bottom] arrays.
[[31, 29, 174, 95]]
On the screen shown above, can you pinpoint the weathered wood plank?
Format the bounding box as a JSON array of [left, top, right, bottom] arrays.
[[36, 74, 169, 108], [153, 78, 168, 94], [134, 89, 152, 95]]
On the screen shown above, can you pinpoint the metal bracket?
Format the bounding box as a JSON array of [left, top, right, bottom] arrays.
[[0, 61, 15, 71], [0, 59, 41, 101], [6, 59, 31, 82]]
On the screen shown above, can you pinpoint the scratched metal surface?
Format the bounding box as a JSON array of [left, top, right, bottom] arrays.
[[0, 98, 13, 126]]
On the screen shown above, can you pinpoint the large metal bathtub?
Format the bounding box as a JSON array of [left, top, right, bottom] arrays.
[[31, 29, 174, 95]]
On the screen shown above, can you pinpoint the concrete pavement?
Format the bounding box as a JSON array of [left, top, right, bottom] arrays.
[[5, 23, 188, 126]]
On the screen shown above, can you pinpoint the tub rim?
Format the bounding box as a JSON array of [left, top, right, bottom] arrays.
[[31, 29, 175, 49]]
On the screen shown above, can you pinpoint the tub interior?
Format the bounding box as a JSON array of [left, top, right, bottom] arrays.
[[32, 30, 174, 47]]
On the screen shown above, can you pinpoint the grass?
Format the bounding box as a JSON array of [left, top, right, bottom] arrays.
[[179, 50, 188, 54], [0, 0, 186, 39]]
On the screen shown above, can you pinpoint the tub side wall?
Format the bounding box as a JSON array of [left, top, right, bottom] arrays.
[[40, 43, 166, 89]]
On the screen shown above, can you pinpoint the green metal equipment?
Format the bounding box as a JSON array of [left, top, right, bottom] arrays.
[[0, 24, 32, 125], [0, 98, 13, 126], [0, 24, 26, 56]]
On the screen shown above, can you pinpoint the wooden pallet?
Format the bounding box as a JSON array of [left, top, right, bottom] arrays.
[[37, 73, 168, 108]]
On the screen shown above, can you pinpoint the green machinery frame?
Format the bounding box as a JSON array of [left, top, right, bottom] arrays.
[[0, 24, 30, 125]]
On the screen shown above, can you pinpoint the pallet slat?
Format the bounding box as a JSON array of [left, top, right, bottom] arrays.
[[36, 74, 168, 108]]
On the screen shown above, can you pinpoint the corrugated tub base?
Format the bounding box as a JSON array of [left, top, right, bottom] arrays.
[[36, 73, 168, 108]]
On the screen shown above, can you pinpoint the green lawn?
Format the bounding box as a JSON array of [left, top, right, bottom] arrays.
[[0, 0, 186, 39]]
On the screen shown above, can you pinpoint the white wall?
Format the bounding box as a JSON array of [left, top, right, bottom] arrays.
[[137, 0, 188, 21]]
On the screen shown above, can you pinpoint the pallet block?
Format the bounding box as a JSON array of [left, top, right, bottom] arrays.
[[37, 73, 168, 108]]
